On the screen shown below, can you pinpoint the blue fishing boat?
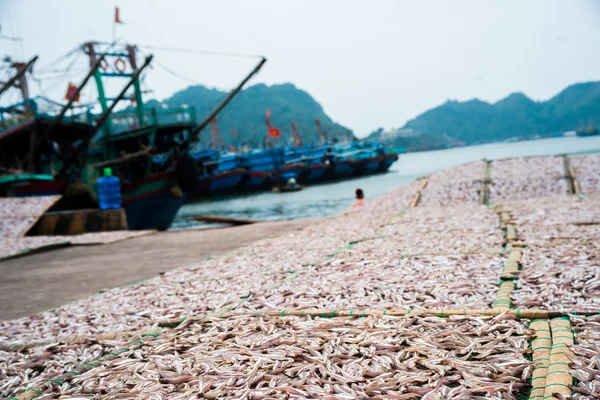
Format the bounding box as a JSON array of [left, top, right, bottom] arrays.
[[240, 149, 275, 190], [296, 145, 330, 183], [269, 147, 303, 185]]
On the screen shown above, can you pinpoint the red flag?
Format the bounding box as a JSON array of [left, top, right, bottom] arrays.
[[268, 127, 280, 138], [115, 6, 124, 24], [64, 82, 80, 102]]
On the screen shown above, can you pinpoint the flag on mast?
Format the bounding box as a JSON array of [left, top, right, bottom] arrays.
[[114, 6, 124, 24]]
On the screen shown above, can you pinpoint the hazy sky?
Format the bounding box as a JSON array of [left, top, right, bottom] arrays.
[[1, 0, 600, 136]]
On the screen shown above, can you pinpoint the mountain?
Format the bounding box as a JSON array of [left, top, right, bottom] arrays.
[[152, 83, 353, 147], [372, 81, 600, 149]]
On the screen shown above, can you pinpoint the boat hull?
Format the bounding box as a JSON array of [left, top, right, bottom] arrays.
[[270, 164, 303, 184], [302, 163, 329, 183], [121, 171, 186, 231], [378, 153, 399, 172], [329, 160, 358, 179], [363, 157, 382, 174], [207, 169, 245, 193], [5, 171, 185, 231], [242, 171, 270, 190]]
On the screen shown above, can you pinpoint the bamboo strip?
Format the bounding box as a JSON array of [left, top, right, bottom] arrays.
[[16, 391, 38, 400], [493, 280, 515, 311], [0, 328, 160, 353], [506, 224, 518, 241], [529, 319, 552, 399], [543, 317, 574, 400], [409, 177, 429, 208], [500, 246, 523, 280]]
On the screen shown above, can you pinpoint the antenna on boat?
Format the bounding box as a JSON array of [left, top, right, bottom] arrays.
[[185, 57, 267, 147]]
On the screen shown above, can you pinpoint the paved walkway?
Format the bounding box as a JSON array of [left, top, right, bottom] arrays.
[[0, 219, 319, 320]]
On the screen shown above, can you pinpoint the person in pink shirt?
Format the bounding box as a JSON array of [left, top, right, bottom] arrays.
[[352, 188, 365, 207]]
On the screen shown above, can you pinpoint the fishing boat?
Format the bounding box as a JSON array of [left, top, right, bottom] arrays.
[[269, 147, 304, 185], [190, 150, 246, 196], [240, 147, 304, 190], [295, 145, 330, 183], [240, 148, 275, 190]]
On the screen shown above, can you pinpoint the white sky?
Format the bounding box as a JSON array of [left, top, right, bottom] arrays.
[[1, 0, 600, 137]]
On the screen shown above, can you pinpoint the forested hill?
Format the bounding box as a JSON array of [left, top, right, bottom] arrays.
[[151, 83, 353, 146], [398, 81, 600, 145]]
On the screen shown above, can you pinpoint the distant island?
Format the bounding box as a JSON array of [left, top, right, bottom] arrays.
[[153, 80, 600, 152], [368, 81, 600, 152], [149, 83, 353, 147]]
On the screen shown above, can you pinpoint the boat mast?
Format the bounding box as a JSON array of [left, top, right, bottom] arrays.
[[291, 121, 303, 147], [0, 56, 38, 100], [85, 42, 146, 138], [210, 117, 224, 150], [26, 54, 107, 172], [186, 57, 267, 147], [315, 119, 326, 144]]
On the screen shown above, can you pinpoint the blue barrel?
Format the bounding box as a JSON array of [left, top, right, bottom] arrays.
[[97, 167, 121, 210]]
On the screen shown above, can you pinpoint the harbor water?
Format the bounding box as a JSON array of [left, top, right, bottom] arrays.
[[172, 136, 600, 229]]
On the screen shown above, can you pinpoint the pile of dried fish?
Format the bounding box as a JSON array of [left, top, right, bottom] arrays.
[[384, 204, 500, 234], [348, 230, 503, 256], [511, 241, 600, 310], [0, 196, 61, 238], [2, 315, 533, 399], [302, 254, 504, 310], [419, 161, 483, 206], [571, 154, 600, 194], [489, 156, 569, 202], [569, 315, 600, 399], [0, 333, 152, 398]]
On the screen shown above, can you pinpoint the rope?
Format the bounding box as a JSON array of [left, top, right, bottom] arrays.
[[138, 43, 263, 59]]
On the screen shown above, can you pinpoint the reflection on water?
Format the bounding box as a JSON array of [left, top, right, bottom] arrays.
[[172, 136, 600, 230]]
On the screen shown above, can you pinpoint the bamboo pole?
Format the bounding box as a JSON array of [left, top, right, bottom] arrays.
[[562, 156, 576, 195], [567, 159, 580, 195], [480, 159, 491, 205], [544, 317, 574, 399], [157, 308, 554, 327], [409, 177, 429, 208], [529, 319, 552, 400]]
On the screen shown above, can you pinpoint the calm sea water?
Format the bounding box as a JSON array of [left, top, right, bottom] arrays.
[[172, 136, 600, 229]]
